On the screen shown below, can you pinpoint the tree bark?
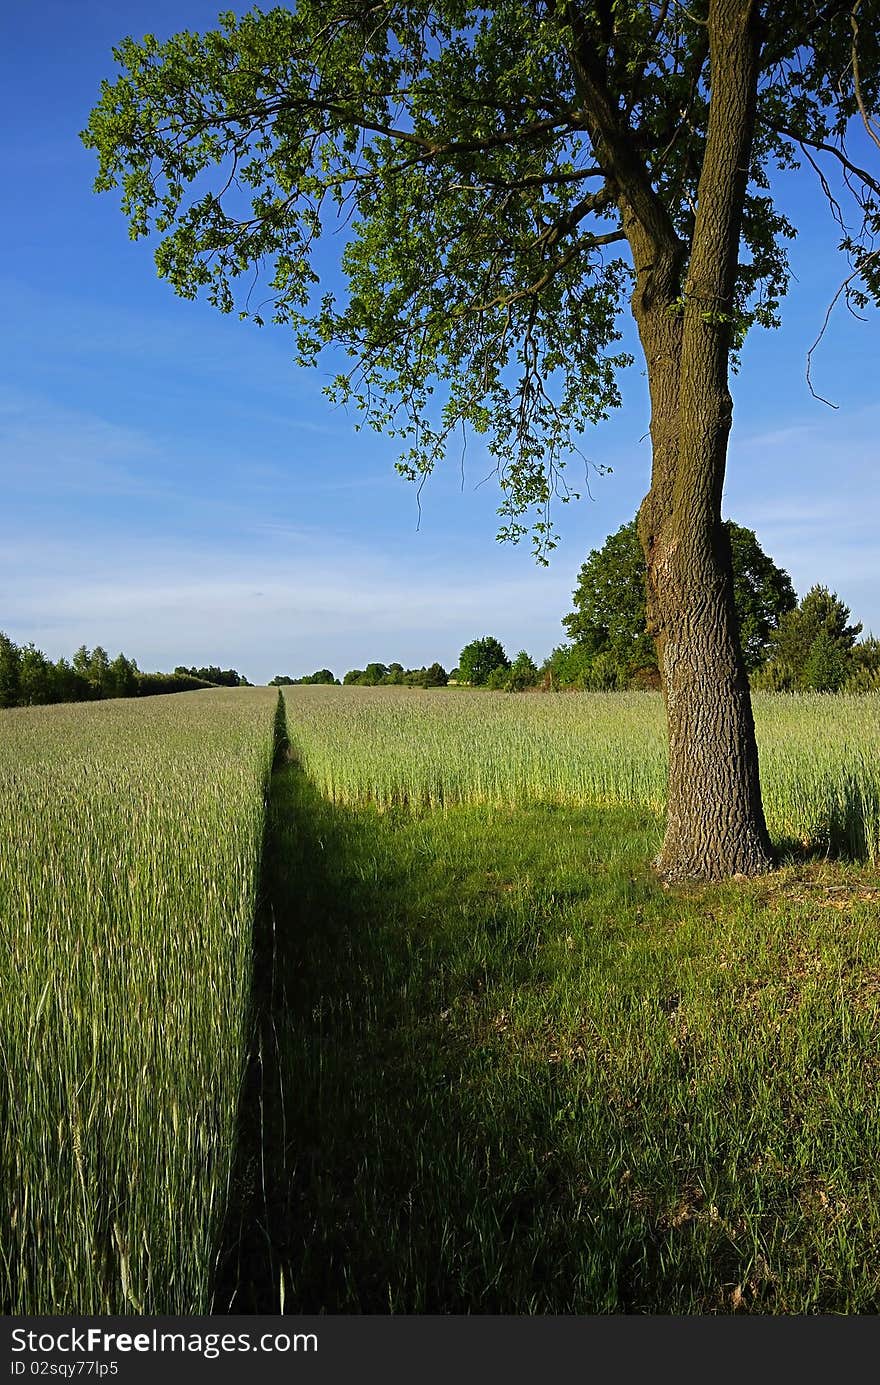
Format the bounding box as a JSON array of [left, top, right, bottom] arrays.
[[637, 0, 775, 879]]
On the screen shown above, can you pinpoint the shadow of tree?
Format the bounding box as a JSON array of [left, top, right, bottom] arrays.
[[213, 763, 753, 1314]]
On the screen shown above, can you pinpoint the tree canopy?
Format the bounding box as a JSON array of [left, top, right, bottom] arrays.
[[175, 664, 251, 687], [270, 668, 339, 684], [341, 660, 449, 686], [84, 1, 880, 559], [459, 636, 510, 686], [757, 585, 866, 691], [562, 519, 656, 676]]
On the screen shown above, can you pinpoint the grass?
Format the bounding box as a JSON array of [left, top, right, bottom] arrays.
[[0, 688, 279, 1314], [236, 759, 880, 1313], [281, 685, 880, 862]]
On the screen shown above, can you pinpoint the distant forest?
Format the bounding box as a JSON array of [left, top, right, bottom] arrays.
[[0, 634, 250, 709], [270, 662, 449, 688]]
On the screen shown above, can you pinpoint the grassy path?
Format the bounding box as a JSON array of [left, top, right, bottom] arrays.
[[218, 754, 880, 1314]]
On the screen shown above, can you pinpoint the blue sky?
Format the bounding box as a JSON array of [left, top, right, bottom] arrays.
[[2, 2, 878, 683]]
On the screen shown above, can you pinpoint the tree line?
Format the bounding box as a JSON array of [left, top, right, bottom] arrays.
[[277, 516, 879, 696], [0, 635, 251, 709], [9, 518, 876, 709], [271, 663, 450, 688]]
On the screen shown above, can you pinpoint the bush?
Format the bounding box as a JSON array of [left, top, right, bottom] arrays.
[[485, 665, 509, 690], [136, 672, 215, 696]]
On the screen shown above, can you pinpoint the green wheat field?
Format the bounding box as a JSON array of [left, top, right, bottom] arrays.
[[4, 685, 880, 1313]]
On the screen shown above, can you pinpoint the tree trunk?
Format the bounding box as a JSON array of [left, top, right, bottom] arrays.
[[639, 422, 774, 879], [569, 0, 775, 878], [637, 0, 775, 879]]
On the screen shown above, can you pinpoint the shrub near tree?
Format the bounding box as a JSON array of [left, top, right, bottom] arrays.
[[485, 666, 510, 690], [848, 639, 880, 693]]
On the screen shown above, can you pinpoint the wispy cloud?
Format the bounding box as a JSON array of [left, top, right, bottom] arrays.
[[0, 390, 166, 498]]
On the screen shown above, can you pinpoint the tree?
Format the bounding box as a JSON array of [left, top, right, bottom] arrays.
[[0, 633, 22, 708], [87, 646, 112, 698], [803, 628, 849, 693], [175, 664, 250, 686], [52, 657, 80, 704], [398, 663, 446, 686], [283, 668, 339, 684], [543, 641, 597, 690], [19, 645, 55, 706], [423, 662, 449, 687], [847, 637, 880, 692], [108, 653, 139, 698], [553, 645, 628, 690], [562, 520, 656, 679], [766, 585, 862, 690], [729, 525, 798, 672], [459, 637, 510, 687], [506, 650, 540, 691], [84, 3, 880, 878], [72, 645, 95, 698], [564, 517, 795, 683], [359, 662, 389, 686]]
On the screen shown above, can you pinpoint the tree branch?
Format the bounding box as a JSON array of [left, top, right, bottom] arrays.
[[563, 0, 683, 278], [273, 97, 580, 159], [764, 120, 880, 199], [806, 247, 880, 406], [850, 1, 880, 153], [470, 226, 626, 311]]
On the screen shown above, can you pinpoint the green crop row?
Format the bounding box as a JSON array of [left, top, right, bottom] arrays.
[[0, 688, 278, 1314]]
